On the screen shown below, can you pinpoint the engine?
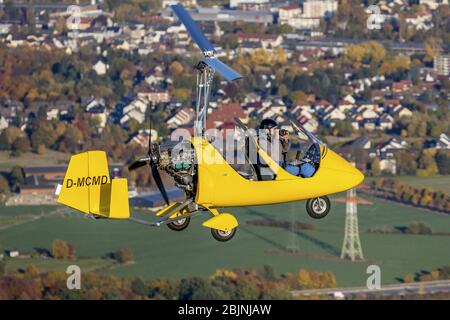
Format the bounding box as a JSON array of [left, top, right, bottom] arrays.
[[155, 140, 196, 194]]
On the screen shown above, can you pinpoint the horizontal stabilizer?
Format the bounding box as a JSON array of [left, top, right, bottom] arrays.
[[202, 57, 242, 81], [171, 4, 215, 53]]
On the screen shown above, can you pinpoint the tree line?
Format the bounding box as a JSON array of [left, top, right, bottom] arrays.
[[369, 178, 450, 213], [0, 263, 337, 300]]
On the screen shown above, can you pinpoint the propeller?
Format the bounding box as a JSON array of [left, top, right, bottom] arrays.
[[128, 118, 170, 206]]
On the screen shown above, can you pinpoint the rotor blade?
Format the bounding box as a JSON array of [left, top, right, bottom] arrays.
[[171, 4, 215, 53], [150, 160, 170, 206], [202, 57, 242, 81], [128, 159, 148, 171]]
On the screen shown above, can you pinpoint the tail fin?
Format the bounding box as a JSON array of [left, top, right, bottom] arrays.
[[57, 151, 130, 219]]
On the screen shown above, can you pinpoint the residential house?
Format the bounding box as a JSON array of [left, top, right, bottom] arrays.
[[380, 156, 397, 175], [137, 90, 170, 105], [0, 116, 8, 130], [207, 103, 247, 130], [92, 60, 109, 75], [166, 107, 194, 129], [323, 107, 346, 125], [378, 113, 394, 130], [393, 105, 413, 118], [392, 80, 412, 94], [425, 133, 450, 149], [127, 129, 158, 149], [85, 98, 108, 131], [349, 136, 371, 150], [378, 136, 408, 153], [236, 32, 283, 50]]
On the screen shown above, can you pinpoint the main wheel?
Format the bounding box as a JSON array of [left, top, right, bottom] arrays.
[[211, 228, 237, 242], [306, 196, 331, 219], [167, 216, 191, 231]]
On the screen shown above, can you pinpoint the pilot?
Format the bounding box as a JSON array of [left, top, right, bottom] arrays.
[[259, 119, 291, 167], [258, 119, 316, 178]]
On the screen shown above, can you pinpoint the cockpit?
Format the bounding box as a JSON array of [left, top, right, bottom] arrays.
[[210, 118, 325, 181]]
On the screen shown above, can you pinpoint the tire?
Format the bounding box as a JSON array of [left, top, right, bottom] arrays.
[[211, 228, 237, 242], [167, 216, 191, 231], [306, 196, 331, 219]]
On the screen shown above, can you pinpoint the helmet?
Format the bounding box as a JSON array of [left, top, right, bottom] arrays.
[[259, 118, 278, 130]]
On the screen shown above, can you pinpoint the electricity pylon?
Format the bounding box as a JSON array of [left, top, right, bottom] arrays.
[[341, 188, 364, 261]]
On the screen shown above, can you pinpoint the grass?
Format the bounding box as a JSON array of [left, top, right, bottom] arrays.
[[4, 257, 114, 274], [394, 175, 450, 194], [0, 205, 59, 227], [0, 150, 69, 171], [0, 196, 449, 287]]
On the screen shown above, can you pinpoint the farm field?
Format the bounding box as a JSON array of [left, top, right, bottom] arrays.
[[0, 150, 70, 171], [0, 195, 449, 287], [394, 175, 450, 194]]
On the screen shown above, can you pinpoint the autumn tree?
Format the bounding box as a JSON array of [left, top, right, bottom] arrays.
[[0, 175, 10, 194], [12, 137, 31, 154], [114, 248, 134, 264], [371, 158, 381, 176], [417, 149, 438, 176], [435, 151, 450, 175], [51, 240, 71, 260], [25, 264, 40, 279]]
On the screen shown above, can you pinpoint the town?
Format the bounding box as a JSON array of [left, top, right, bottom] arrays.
[[0, 0, 448, 204], [0, 0, 449, 301]]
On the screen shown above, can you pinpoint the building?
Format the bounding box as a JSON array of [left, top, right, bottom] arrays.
[[425, 133, 450, 149], [280, 0, 338, 29], [230, 0, 269, 8], [303, 0, 338, 19], [92, 60, 109, 75], [163, 0, 197, 8], [434, 54, 450, 76], [137, 90, 170, 105], [167, 107, 194, 129], [189, 7, 273, 25]]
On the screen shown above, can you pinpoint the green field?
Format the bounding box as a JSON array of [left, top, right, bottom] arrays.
[[0, 150, 69, 171], [0, 197, 449, 287], [394, 175, 450, 194]]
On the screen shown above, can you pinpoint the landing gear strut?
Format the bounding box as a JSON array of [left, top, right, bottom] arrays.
[[306, 196, 331, 219]]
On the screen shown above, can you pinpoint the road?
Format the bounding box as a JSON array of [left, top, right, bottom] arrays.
[[291, 280, 450, 298]]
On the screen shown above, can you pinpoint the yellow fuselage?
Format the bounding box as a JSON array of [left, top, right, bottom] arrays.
[[192, 137, 364, 208]]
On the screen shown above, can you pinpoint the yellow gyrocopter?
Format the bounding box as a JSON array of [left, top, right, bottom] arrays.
[[56, 4, 364, 242]]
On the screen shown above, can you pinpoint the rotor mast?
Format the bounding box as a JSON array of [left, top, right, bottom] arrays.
[[171, 4, 242, 137], [194, 61, 215, 136]]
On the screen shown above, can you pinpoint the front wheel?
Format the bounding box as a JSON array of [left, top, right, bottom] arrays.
[[306, 196, 331, 219], [211, 228, 237, 242]]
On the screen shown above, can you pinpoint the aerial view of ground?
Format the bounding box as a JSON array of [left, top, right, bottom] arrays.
[[1, 190, 449, 287]]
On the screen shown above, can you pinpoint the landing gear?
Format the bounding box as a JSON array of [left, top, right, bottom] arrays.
[[211, 228, 237, 242], [167, 215, 191, 231], [306, 196, 331, 219]]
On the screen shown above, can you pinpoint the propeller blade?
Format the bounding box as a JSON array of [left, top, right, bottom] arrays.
[[150, 160, 170, 206], [128, 159, 148, 171]]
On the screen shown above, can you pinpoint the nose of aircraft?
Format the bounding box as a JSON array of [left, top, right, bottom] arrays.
[[320, 148, 365, 190]]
